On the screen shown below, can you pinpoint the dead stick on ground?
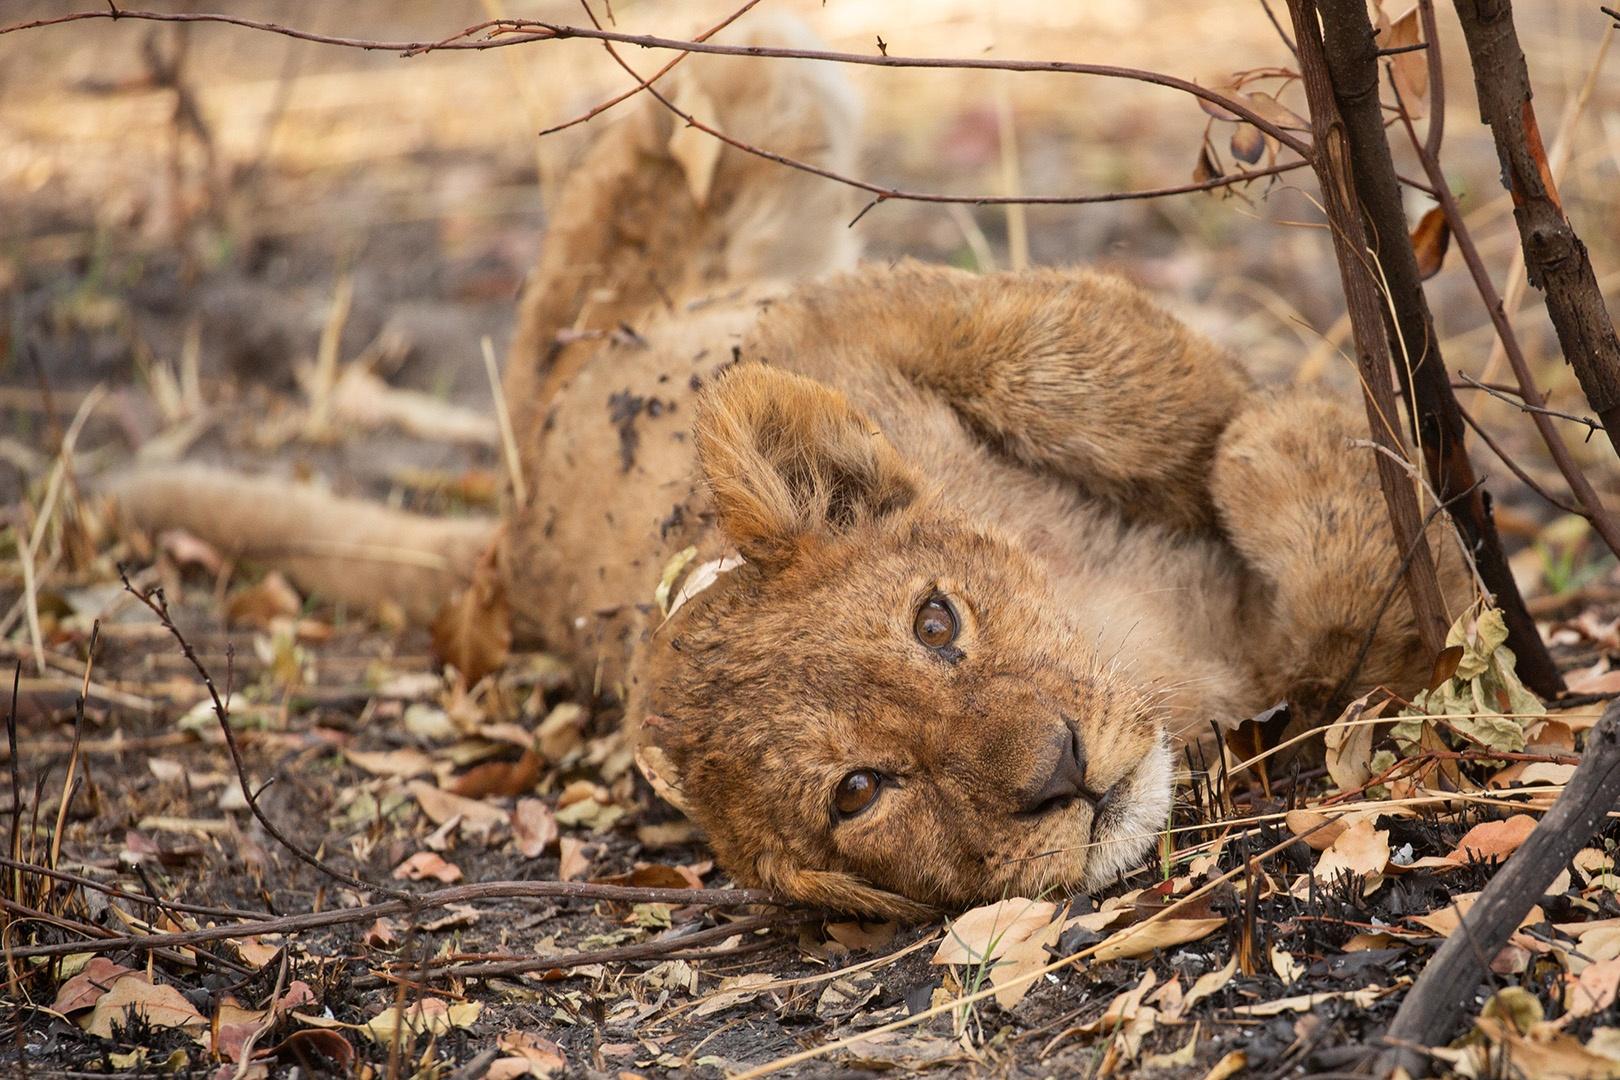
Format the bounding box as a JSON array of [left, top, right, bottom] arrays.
[[1376, 698, 1620, 1076], [1451, 0, 1620, 454], [1, 878, 782, 962], [118, 565, 414, 901], [1283, 0, 1450, 656], [1312, 0, 1561, 695]]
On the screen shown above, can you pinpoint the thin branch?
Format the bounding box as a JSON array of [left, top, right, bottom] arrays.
[[1, 878, 783, 962], [538, 0, 765, 137], [1455, 372, 1603, 437], [0, 9, 1313, 156], [1455, 401, 1589, 518], [118, 565, 411, 901]]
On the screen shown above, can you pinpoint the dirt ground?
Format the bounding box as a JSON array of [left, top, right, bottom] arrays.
[[5, 1, 1620, 1077]]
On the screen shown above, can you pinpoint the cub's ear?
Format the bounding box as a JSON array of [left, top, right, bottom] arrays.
[[694, 365, 919, 571]]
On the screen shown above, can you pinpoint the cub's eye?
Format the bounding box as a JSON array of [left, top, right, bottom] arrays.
[[913, 595, 959, 650], [834, 770, 882, 818]]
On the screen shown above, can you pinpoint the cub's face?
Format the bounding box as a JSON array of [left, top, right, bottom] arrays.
[[640, 365, 1173, 919]]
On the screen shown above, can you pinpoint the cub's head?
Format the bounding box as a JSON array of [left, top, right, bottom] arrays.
[[639, 365, 1172, 919]]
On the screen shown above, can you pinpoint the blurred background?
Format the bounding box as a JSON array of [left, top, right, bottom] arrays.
[[3, 0, 1619, 621]]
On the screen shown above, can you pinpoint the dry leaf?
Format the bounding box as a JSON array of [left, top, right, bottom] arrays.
[[1233, 984, 1387, 1016], [1271, 945, 1305, 985], [1286, 808, 1348, 851], [558, 836, 591, 881], [1193, 144, 1223, 184], [431, 547, 511, 685], [1411, 893, 1546, 937], [932, 898, 1062, 1008], [693, 973, 777, 1018], [1314, 818, 1390, 887], [449, 750, 542, 799], [82, 975, 207, 1037], [344, 747, 435, 779], [1230, 124, 1265, 165], [1202, 1051, 1248, 1080], [1093, 916, 1225, 963], [488, 1031, 567, 1079], [1411, 206, 1451, 280], [53, 958, 136, 1014], [361, 998, 482, 1044], [1567, 958, 1620, 1019], [392, 851, 462, 883], [512, 798, 558, 858], [226, 572, 301, 628], [1375, 3, 1429, 117], [407, 780, 507, 837], [1325, 691, 1390, 792]]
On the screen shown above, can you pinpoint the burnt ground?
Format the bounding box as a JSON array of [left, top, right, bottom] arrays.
[[6, 0, 1620, 1077]]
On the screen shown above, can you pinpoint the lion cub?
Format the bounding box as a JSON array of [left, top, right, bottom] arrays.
[[123, 17, 1470, 918]]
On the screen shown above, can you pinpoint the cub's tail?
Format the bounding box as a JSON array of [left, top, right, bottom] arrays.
[[504, 12, 863, 443], [116, 468, 496, 624]]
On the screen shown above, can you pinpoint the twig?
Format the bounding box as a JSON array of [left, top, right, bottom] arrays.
[[1313, 0, 1562, 694], [0, 9, 1313, 154], [1452, 0, 1620, 454], [537, 0, 765, 136], [1454, 372, 1603, 438], [2, 879, 781, 961], [480, 336, 526, 506], [0, 855, 268, 921], [418, 910, 804, 981], [1284, 0, 1452, 656], [1377, 699, 1620, 1075], [1388, 75, 1620, 561], [117, 565, 411, 901], [1455, 401, 1588, 518]]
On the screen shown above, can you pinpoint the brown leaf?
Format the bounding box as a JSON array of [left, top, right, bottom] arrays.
[[52, 958, 136, 1014], [490, 1030, 567, 1078], [365, 918, 400, 948], [392, 851, 463, 883], [593, 863, 704, 890], [558, 836, 591, 881], [1094, 916, 1225, 963], [160, 529, 224, 576], [1411, 206, 1451, 281], [1196, 85, 1243, 121], [1408, 814, 1539, 869], [1313, 818, 1390, 886], [511, 798, 558, 858], [1382, 5, 1429, 118], [1243, 90, 1309, 131], [1567, 957, 1620, 1018], [262, 1029, 354, 1072], [430, 548, 511, 685], [226, 572, 302, 628], [1230, 124, 1265, 165], [82, 974, 207, 1037], [1429, 642, 1465, 688], [1193, 144, 1223, 184], [1325, 691, 1391, 792], [448, 750, 541, 799]]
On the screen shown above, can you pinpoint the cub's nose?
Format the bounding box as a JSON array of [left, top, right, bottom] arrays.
[[1016, 726, 1089, 817]]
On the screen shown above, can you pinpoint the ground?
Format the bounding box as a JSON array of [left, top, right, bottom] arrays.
[[4, 1, 1620, 1078]]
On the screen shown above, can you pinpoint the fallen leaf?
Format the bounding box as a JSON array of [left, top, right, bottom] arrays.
[[366, 918, 400, 948], [407, 780, 507, 838], [558, 837, 590, 881], [512, 799, 558, 858], [1410, 893, 1545, 938], [826, 919, 897, 952], [1232, 984, 1387, 1016], [932, 898, 1062, 1008], [1324, 691, 1390, 792], [344, 747, 435, 779], [226, 572, 301, 628], [1093, 916, 1225, 963], [82, 975, 207, 1037], [693, 973, 778, 1018], [53, 958, 135, 1014], [1286, 808, 1348, 851], [392, 851, 462, 883], [449, 750, 541, 798], [488, 1031, 566, 1079], [1202, 1050, 1248, 1080], [1271, 945, 1305, 985], [1314, 818, 1390, 887], [361, 998, 482, 1044], [1567, 958, 1620, 1019]]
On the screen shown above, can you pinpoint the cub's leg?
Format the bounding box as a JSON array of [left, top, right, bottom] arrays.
[[1210, 392, 1473, 716], [748, 264, 1256, 533]]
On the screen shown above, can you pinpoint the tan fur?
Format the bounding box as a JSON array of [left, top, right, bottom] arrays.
[[116, 19, 1473, 918]]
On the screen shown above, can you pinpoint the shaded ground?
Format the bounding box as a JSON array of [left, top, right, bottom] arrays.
[[5, 1, 1620, 1077]]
